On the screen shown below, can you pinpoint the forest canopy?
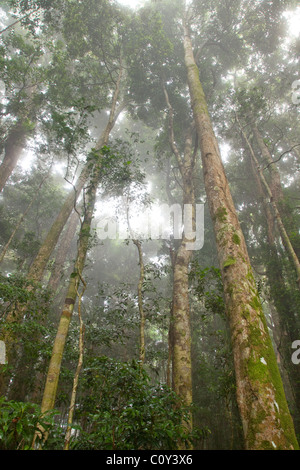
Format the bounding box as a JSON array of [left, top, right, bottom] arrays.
[[0, 0, 299, 452]]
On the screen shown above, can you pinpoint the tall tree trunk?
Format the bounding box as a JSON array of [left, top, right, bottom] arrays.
[[252, 125, 300, 259], [27, 63, 124, 284], [39, 166, 99, 417], [245, 142, 275, 247], [252, 125, 284, 202], [0, 120, 28, 192], [241, 127, 300, 435], [183, 17, 298, 450], [239, 119, 300, 289], [133, 239, 146, 366], [171, 128, 195, 413], [126, 200, 146, 366], [0, 82, 40, 192], [64, 273, 86, 450], [167, 248, 176, 390], [47, 210, 79, 293], [32, 168, 99, 447], [0, 63, 125, 398], [163, 81, 196, 432]]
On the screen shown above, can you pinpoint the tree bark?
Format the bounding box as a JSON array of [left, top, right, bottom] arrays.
[[0, 63, 125, 399], [132, 239, 146, 366], [47, 210, 79, 293], [252, 125, 283, 203], [64, 274, 86, 450], [27, 63, 124, 283], [163, 81, 196, 434], [252, 125, 300, 260], [32, 168, 98, 448], [239, 120, 300, 289], [39, 167, 98, 417], [0, 121, 28, 192], [171, 127, 195, 412], [183, 17, 299, 450], [241, 126, 300, 435]]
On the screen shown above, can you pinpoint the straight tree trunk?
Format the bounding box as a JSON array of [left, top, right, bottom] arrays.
[[27, 63, 124, 283], [0, 64, 125, 398], [246, 142, 275, 246], [171, 128, 195, 412], [241, 126, 300, 434], [32, 168, 99, 448], [183, 17, 299, 450], [133, 239, 146, 366], [39, 167, 99, 417], [0, 83, 40, 192], [47, 210, 79, 293], [239, 120, 300, 289], [64, 274, 86, 450], [252, 125, 283, 202], [163, 82, 196, 431], [126, 201, 146, 366], [37, 61, 125, 433], [252, 125, 300, 260], [0, 121, 28, 192]]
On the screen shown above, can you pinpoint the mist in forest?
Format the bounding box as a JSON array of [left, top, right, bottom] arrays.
[[0, 0, 299, 452]]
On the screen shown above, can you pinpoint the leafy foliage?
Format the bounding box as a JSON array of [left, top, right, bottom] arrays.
[[72, 357, 206, 450], [0, 272, 51, 319], [0, 397, 59, 450]]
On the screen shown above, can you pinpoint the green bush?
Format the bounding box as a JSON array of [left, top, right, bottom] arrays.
[[0, 398, 59, 450], [72, 357, 206, 450]]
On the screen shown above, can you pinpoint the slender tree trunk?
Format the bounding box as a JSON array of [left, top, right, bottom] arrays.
[[32, 170, 98, 447], [166, 312, 173, 388], [36, 52, 125, 422], [167, 248, 176, 390], [47, 210, 79, 293], [163, 81, 197, 434], [246, 143, 275, 246], [241, 126, 300, 434], [252, 125, 300, 259], [252, 125, 283, 202], [64, 274, 86, 450], [132, 239, 146, 366], [126, 198, 146, 366], [239, 120, 300, 289], [0, 64, 125, 399], [171, 129, 195, 411], [27, 64, 124, 283], [183, 17, 298, 450], [39, 166, 99, 418]]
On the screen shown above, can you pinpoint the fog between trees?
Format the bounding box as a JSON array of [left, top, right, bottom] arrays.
[[0, 0, 300, 451]]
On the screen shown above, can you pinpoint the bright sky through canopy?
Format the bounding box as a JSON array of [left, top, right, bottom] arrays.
[[283, 8, 300, 37], [117, 1, 300, 37], [117, 0, 145, 9]]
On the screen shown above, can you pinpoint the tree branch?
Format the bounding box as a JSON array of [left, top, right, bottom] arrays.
[[262, 144, 300, 171]]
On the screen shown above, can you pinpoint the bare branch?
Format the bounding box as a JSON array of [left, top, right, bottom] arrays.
[[0, 8, 40, 34], [262, 144, 300, 171]]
